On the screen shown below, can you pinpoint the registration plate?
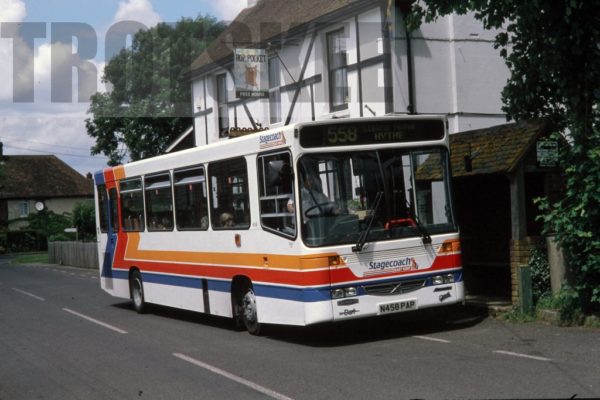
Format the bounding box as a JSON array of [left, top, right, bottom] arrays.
[[378, 299, 417, 315]]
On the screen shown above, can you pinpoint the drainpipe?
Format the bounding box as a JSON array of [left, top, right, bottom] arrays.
[[397, 1, 416, 114], [405, 21, 416, 114]]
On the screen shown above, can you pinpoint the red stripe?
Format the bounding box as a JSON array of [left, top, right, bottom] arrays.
[[110, 250, 461, 288]]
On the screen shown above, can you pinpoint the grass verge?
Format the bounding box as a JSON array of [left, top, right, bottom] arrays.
[[11, 252, 49, 264]]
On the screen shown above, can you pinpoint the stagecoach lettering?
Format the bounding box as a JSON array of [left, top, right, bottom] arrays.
[[368, 257, 417, 271]]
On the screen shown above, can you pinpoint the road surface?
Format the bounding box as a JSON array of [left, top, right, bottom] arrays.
[[1, 258, 599, 399]]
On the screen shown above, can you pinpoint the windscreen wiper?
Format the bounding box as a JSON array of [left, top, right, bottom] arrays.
[[404, 200, 432, 245], [352, 191, 383, 253], [414, 216, 432, 244]]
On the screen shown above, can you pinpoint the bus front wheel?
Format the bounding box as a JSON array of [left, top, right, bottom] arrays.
[[241, 287, 261, 335], [130, 270, 146, 314]]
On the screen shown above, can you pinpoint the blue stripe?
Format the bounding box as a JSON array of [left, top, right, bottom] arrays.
[[143, 273, 201, 288], [109, 272, 330, 302], [108, 269, 463, 302], [254, 284, 331, 302], [94, 171, 105, 185]]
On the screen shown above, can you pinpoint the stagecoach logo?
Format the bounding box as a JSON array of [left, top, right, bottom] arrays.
[[259, 132, 286, 149], [365, 257, 418, 276]]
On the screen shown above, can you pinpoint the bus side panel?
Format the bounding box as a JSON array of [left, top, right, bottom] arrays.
[[100, 276, 130, 299], [142, 281, 205, 313]]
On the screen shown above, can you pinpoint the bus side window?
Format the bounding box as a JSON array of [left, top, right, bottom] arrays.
[[174, 167, 209, 230], [97, 184, 109, 233], [145, 173, 174, 231], [208, 157, 250, 230], [257, 152, 296, 237], [120, 178, 145, 232], [108, 187, 119, 232]]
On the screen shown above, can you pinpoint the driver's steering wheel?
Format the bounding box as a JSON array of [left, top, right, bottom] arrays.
[[303, 202, 331, 218]]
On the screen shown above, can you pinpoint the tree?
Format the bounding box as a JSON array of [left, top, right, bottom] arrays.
[[27, 210, 72, 241], [409, 1, 600, 312], [72, 201, 96, 241], [86, 16, 226, 165]]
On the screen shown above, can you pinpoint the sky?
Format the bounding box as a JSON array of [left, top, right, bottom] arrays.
[[0, 0, 247, 175]]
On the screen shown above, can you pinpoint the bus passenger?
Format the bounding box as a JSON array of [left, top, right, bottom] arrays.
[[220, 212, 235, 228]]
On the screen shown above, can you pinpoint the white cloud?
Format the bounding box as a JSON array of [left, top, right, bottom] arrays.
[[0, 0, 108, 174], [211, 0, 247, 21], [113, 0, 161, 28], [0, 0, 26, 22], [0, 115, 109, 175], [0, 0, 26, 101]]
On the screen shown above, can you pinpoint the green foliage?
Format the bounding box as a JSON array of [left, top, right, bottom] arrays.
[[27, 210, 72, 240], [72, 201, 97, 241], [529, 247, 550, 304], [86, 16, 226, 165], [12, 252, 49, 264], [536, 289, 584, 326], [410, 0, 600, 314], [498, 308, 537, 323]]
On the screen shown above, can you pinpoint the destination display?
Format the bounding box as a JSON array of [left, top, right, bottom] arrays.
[[299, 119, 445, 148]]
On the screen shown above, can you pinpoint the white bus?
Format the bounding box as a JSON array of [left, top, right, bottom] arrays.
[[94, 116, 463, 334]]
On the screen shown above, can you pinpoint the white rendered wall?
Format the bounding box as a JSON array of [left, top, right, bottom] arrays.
[[191, 8, 509, 144]]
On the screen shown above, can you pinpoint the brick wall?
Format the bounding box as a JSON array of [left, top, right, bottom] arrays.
[[510, 236, 542, 305]]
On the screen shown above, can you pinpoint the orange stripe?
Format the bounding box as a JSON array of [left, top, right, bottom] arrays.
[[113, 165, 126, 180], [123, 233, 335, 271]]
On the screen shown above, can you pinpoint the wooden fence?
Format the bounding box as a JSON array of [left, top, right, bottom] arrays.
[[48, 241, 98, 270]]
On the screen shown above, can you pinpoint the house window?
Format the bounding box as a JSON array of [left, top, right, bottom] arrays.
[[327, 28, 349, 111], [19, 201, 29, 217], [269, 57, 281, 124], [216, 73, 229, 138], [209, 157, 250, 230]]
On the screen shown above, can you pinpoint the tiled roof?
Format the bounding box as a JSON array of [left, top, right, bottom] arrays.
[[0, 155, 93, 200], [188, 0, 366, 77], [450, 118, 553, 177]]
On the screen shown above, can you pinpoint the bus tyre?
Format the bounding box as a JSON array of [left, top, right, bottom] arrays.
[[241, 287, 261, 335], [130, 270, 146, 314]]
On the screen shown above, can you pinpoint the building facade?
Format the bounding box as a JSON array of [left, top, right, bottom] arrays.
[[0, 154, 94, 251], [187, 0, 509, 145]]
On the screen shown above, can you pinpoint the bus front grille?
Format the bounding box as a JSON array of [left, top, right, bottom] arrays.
[[363, 279, 426, 296]]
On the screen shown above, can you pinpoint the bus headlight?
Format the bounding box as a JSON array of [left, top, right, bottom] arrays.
[[443, 273, 455, 283], [331, 287, 357, 299], [432, 275, 444, 285]]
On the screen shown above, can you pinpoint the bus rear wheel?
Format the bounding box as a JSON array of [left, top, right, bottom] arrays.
[[241, 287, 261, 335], [130, 270, 146, 314]]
